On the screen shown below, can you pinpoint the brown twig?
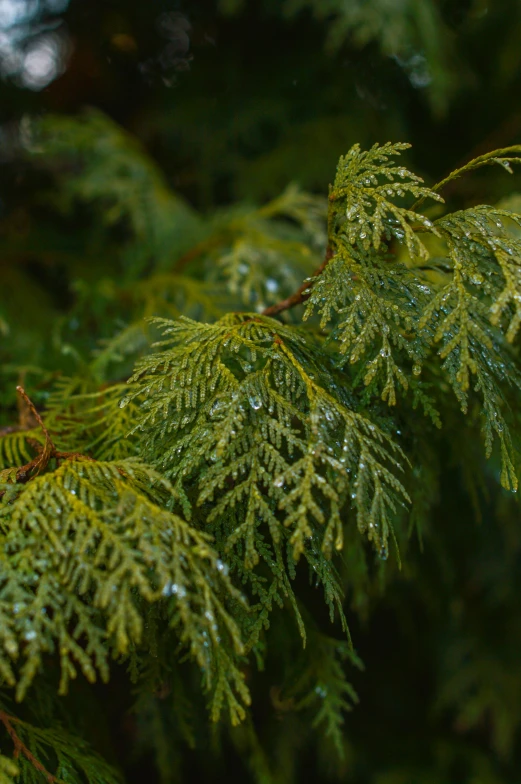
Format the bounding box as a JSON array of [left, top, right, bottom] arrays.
[[16, 386, 52, 445], [0, 710, 61, 783], [262, 246, 333, 317], [0, 388, 95, 496], [13, 386, 55, 480], [173, 235, 224, 274]]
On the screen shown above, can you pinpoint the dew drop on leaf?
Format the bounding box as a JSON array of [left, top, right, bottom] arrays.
[[216, 559, 229, 576], [248, 394, 263, 410], [162, 581, 187, 598]]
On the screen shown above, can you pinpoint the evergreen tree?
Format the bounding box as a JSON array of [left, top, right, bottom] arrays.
[[2, 107, 521, 782]]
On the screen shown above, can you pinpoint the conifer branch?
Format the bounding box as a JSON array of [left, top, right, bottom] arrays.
[[430, 145, 521, 196], [5, 112, 521, 781], [264, 141, 444, 317], [0, 711, 60, 784], [412, 145, 521, 211]]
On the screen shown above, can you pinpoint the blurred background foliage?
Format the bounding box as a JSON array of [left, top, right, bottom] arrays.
[[2, 1, 521, 783]]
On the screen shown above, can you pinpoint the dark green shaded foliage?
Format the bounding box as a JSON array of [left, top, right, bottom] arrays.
[[2, 76, 521, 784]]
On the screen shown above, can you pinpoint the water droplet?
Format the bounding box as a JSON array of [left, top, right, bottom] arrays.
[[248, 394, 263, 410], [265, 278, 279, 293], [216, 559, 229, 576], [119, 396, 130, 409], [209, 399, 226, 418], [379, 545, 388, 561], [412, 363, 421, 376], [162, 582, 187, 598]]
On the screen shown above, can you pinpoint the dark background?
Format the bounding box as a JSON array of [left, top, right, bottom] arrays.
[[3, 0, 521, 210]]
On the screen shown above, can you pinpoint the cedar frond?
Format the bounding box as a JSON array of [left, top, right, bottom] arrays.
[[0, 458, 247, 717], [124, 314, 408, 564], [330, 142, 442, 260]]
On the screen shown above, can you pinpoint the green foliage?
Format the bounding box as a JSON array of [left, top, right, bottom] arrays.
[[124, 314, 407, 564], [282, 627, 362, 757], [0, 455, 248, 722], [3, 111, 327, 390], [0, 755, 18, 784], [3, 113, 521, 782], [0, 702, 120, 784], [0, 431, 44, 472], [29, 111, 203, 278], [208, 184, 326, 312], [305, 142, 521, 490], [330, 142, 442, 259]]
